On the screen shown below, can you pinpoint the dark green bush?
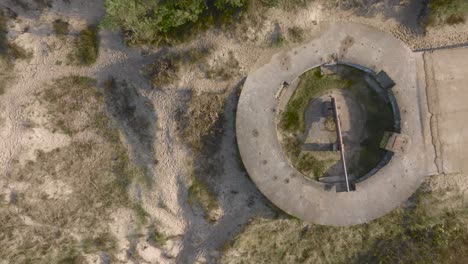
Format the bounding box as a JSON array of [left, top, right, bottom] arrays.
[[102, 0, 248, 45]]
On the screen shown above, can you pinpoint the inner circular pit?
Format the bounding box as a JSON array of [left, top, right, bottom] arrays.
[[276, 65, 395, 185]]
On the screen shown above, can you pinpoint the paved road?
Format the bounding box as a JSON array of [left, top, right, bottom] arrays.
[[236, 22, 437, 226]]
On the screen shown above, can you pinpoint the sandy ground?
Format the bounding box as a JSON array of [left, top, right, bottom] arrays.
[[0, 0, 467, 263]]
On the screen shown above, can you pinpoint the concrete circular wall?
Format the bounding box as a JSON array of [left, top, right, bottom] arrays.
[[236, 22, 435, 226]]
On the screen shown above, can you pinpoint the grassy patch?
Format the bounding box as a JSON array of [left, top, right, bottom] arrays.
[[0, 10, 31, 94], [38, 76, 105, 136], [206, 51, 240, 81], [82, 232, 117, 254], [187, 176, 220, 223], [271, 32, 285, 47], [179, 91, 226, 152], [222, 183, 468, 264], [0, 56, 12, 95], [296, 153, 337, 180], [287, 26, 304, 42], [177, 91, 226, 222], [52, 19, 70, 35], [282, 135, 339, 180], [0, 11, 31, 61], [68, 25, 99, 66], [280, 68, 349, 133], [146, 46, 211, 87], [427, 0, 468, 26]]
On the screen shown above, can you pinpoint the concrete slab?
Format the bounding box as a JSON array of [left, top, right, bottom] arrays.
[[236, 22, 436, 226], [425, 47, 468, 175]]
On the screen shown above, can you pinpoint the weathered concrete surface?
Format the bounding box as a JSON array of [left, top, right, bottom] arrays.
[[236, 22, 437, 226], [424, 47, 468, 175]]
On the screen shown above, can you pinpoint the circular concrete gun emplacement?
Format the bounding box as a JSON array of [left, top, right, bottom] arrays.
[[236, 22, 436, 226]]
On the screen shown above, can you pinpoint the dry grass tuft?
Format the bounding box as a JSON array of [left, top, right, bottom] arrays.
[[146, 45, 212, 87], [179, 91, 226, 152], [187, 171, 221, 223], [67, 25, 99, 66], [177, 91, 227, 222], [52, 19, 70, 35], [206, 51, 240, 81]]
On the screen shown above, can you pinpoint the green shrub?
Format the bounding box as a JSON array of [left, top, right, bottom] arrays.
[[102, 0, 247, 45]]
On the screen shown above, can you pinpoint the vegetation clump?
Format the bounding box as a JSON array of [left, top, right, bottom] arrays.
[[0, 11, 31, 94], [146, 46, 211, 87], [102, 0, 248, 45], [68, 25, 99, 66], [52, 19, 70, 35], [187, 176, 221, 222], [179, 91, 226, 152], [177, 91, 226, 222], [0, 11, 30, 61], [206, 51, 240, 81], [427, 0, 468, 26], [287, 26, 304, 42], [280, 68, 349, 133], [148, 225, 168, 247]]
